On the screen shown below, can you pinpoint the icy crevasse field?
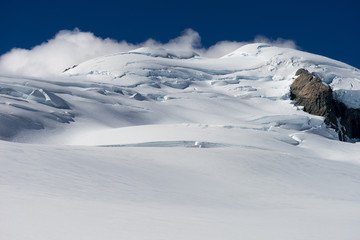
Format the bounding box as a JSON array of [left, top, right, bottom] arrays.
[[1, 44, 360, 240]]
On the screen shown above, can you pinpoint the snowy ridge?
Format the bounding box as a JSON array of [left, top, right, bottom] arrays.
[[1, 43, 359, 142], [1, 43, 360, 240]]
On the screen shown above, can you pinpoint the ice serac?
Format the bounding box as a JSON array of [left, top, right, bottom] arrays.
[[129, 47, 199, 59], [291, 69, 360, 141], [28, 89, 70, 109]]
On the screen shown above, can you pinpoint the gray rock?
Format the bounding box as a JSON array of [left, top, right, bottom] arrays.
[[290, 69, 360, 141], [290, 69, 336, 124]]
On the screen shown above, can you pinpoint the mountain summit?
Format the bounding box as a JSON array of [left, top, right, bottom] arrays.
[[1, 43, 359, 142]]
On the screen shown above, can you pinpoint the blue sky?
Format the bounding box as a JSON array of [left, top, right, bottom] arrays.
[[1, 0, 359, 68]]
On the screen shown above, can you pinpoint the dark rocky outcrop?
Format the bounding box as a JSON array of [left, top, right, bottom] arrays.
[[333, 101, 360, 140], [63, 65, 78, 73], [290, 69, 360, 141], [290, 69, 337, 125]]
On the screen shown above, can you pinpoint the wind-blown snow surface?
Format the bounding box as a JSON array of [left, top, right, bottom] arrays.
[[1, 44, 360, 240]]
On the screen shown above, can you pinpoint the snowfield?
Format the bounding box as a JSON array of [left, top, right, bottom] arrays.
[[1, 43, 360, 240]]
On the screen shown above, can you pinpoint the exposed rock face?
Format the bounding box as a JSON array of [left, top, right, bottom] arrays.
[[334, 101, 360, 140], [63, 65, 78, 73], [290, 69, 360, 141], [290, 69, 337, 125]]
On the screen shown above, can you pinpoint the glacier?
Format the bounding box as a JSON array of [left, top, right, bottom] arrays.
[[1, 43, 360, 240]]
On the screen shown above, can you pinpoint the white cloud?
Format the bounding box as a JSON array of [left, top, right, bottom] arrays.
[[199, 41, 247, 58], [0, 28, 298, 78], [0, 29, 136, 78], [253, 35, 298, 49]]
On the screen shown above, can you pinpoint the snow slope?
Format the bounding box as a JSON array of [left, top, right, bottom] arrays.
[[1, 44, 360, 240]]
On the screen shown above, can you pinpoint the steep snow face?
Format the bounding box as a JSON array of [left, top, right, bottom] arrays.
[[1, 44, 360, 240]]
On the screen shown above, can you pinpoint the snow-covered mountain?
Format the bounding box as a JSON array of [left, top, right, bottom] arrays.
[[1, 44, 360, 240]]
